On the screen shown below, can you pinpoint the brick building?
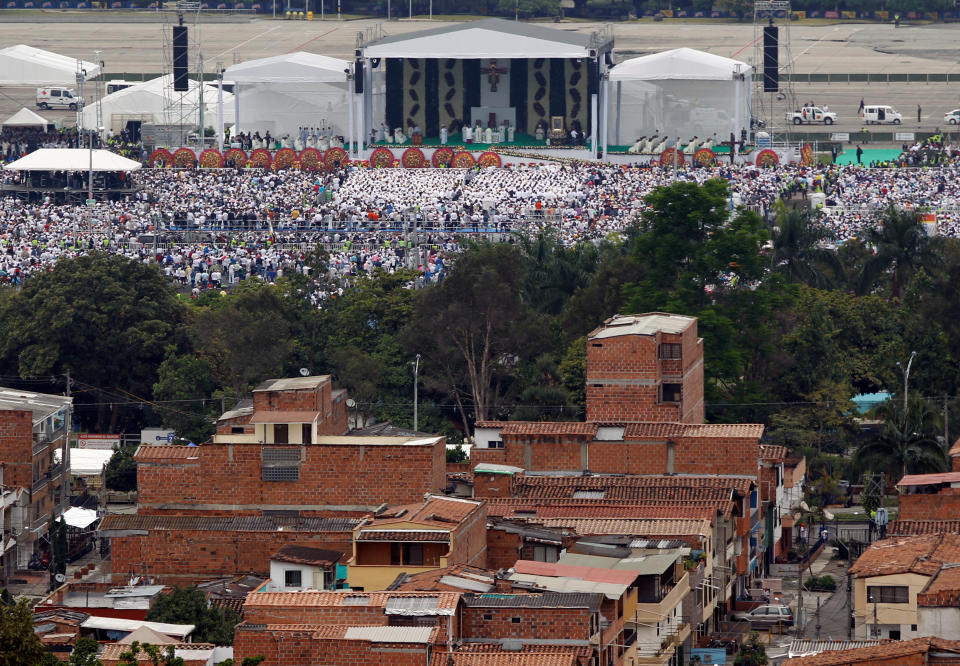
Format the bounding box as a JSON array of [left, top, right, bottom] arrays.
[[897, 473, 960, 522], [584, 313, 704, 423], [781, 636, 960, 665], [0, 387, 72, 572]]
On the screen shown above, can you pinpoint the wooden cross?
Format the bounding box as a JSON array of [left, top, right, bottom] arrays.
[[484, 59, 508, 92]]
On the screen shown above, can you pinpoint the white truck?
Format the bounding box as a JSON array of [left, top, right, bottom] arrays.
[[786, 106, 837, 125]]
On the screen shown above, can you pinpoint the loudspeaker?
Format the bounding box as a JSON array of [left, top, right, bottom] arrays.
[[173, 25, 189, 92], [763, 25, 778, 93], [354, 59, 364, 94]]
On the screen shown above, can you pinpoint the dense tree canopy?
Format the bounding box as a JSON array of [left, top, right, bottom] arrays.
[[146, 587, 239, 646]]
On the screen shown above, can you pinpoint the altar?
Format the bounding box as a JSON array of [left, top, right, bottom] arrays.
[[470, 106, 516, 129]]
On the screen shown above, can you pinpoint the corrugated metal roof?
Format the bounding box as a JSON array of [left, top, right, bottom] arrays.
[[512, 560, 639, 585], [888, 520, 960, 536], [788, 639, 884, 658], [506, 573, 628, 599], [253, 376, 330, 392], [501, 422, 598, 437], [437, 575, 494, 593], [474, 463, 525, 475], [343, 626, 434, 643], [525, 517, 712, 537], [897, 472, 960, 486], [558, 552, 678, 575], [357, 529, 451, 542], [79, 616, 194, 637], [249, 410, 319, 424], [462, 592, 602, 610], [384, 596, 455, 616], [588, 313, 695, 339], [0, 387, 72, 422], [98, 514, 359, 534], [244, 590, 461, 610]]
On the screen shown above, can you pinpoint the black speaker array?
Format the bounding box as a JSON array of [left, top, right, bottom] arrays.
[[173, 25, 189, 92], [763, 26, 779, 93], [354, 59, 364, 94]]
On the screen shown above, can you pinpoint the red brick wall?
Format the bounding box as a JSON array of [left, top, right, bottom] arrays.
[[0, 409, 34, 487], [244, 603, 391, 626], [451, 504, 488, 568], [473, 472, 514, 498], [234, 628, 434, 666], [137, 439, 446, 514], [674, 437, 759, 477], [461, 606, 592, 641], [588, 441, 668, 474], [485, 527, 523, 570], [900, 489, 960, 521], [109, 529, 353, 585]]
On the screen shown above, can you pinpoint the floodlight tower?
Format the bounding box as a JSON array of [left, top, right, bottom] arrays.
[[752, 0, 798, 141]]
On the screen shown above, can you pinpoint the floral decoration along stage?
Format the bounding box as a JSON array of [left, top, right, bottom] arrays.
[[199, 149, 223, 169], [250, 148, 272, 169], [452, 151, 476, 168], [273, 148, 297, 169], [299, 148, 322, 171], [659, 148, 685, 167], [370, 147, 395, 168], [402, 147, 427, 168], [477, 151, 502, 168], [755, 149, 780, 168], [148, 148, 174, 168], [223, 148, 247, 168], [173, 148, 195, 168], [693, 148, 716, 167], [324, 147, 349, 170], [432, 147, 454, 168]]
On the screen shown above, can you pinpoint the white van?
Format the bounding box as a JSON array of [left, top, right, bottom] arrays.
[[36, 87, 83, 111], [861, 105, 902, 125]]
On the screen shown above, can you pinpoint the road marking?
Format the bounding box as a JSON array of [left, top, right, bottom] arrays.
[[287, 26, 340, 54], [213, 24, 285, 60]]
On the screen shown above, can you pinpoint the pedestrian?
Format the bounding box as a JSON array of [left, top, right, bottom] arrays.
[[856, 144, 863, 164], [918, 104, 922, 123], [858, 98, 865, 113]]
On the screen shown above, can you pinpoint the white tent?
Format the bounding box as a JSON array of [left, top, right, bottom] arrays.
[[3, 149, 142, 172], [0, 44, 101, 86], [81, 75, 234, 133], [224, 52, 350, 139], [607, 48, 753, 148], [2, 107, 54, 130], [69, 448, 115, 476]]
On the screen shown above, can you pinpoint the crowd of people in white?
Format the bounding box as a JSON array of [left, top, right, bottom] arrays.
[[3, 159, 960, 303]]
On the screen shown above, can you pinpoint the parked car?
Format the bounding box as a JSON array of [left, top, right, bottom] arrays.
[[944, 109, 960, 125], [731, 604, 794, 628]]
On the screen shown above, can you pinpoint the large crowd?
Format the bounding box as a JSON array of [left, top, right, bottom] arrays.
[[4, 156, 960, 302]]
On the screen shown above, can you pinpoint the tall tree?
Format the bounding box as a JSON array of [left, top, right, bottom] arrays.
[[860, 207, 939, 300], [152, 352, 218, 443], [855, 395, 947, 480], [517, 230, 598, 315], [145, 587, 239, 646], [0, 599, 48, 666], [769, 206, 842, 288], [69, 637, 103, 666]]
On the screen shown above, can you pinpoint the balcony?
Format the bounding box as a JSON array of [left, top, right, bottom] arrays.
[[631, 621, 691, 665]]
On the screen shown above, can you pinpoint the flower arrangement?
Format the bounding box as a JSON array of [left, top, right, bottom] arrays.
[[756, 149, 779, 167], [148, 148, 174, 168], [324, 147, 348, 169], [693, 148, 715, 167], [299, 148, 322, 171], [452, 151, 475, 168], [477, 151, 502, 168], [659, 148, 684, 167], [370, 147, 394, 168], [432, 147, 454, 168], [274, 147, 297, 169], [402, 147, 426, 168], [223, 148, 247, 168], [250, 149, 272, 169], [199, 149, 223, 169], [173, 148, 196, 168]]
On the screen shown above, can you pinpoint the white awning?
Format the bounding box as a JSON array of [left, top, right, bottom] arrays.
[[610, 47, 752, 82], [2, 107, 53, 129], [2, 149, 142, 172], [0, 45, 100, 86], [225, 52, 349, 84], [62, 507, 99, 529], [70, 448, 114, 476], [80, 616, 194, 639]]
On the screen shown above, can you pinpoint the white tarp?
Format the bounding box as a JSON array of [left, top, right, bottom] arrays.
[[62, 507, 99, 529], [80, 616, 194, 639], [81, 75, 234, 131], [3, 149, 142, 172], [225, 51, 349, 84], [362, 18, 594, 59], [0, 45, 100, 86], [2, 107, 53, 129], [70, 448, 114, 476], [607, 48, 752, 147]]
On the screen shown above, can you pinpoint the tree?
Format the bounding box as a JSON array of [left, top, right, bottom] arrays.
[[0, 254, 184, 433], [152, 352, 218, 443], [117, 642, 184, 666], [769, 206, 842, 289], [215, 657, 265, 666], [860, 207, 940, 301], [517, 230, 598, 316], [69, 637, 103, 666], [0, 599, 48, 666], [734, 631, 768, 665], [104, 442, 139, 492], [145, 587, 239, 646], [855, 395, 947, 480]]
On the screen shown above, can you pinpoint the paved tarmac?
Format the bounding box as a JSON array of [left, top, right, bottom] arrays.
[[3, 16, 960, 135]]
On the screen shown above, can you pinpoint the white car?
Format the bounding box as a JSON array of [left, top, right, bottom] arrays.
[[945, 109, 960, 125]]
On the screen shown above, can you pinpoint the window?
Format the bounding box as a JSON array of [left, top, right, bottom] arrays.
[[889, 629, 901, 640], [390, 543, 424, 566], [483, 613, 493, 621], [302, 423, 313, 444], [662, 383, 682, 403], [659, 343, 682, 360], [911, 624, 918, 632], [261, 447, 300, 482], [487, 440, 504, 449], [867, 585, 909, 604], [533, 544, 559, 563], [284, 569, 302, 588], [273, 423, 289, 444], [511, 617, 521, 624], [231, 426, 245, 434]]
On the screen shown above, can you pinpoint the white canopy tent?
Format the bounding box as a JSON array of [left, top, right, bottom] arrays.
[[2, 107, 54, 130], [606, 47, 752, 149], [224, 52, 351, 140], [0, 45, 101, 86], [81, 75, 234, 134], [69, 448, 115, 477], [3, 148, 142, 172]]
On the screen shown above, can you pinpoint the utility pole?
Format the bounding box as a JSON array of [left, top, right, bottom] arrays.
[[944, 394, 950, 448], [412, 354, 421, 432], [896, 350, 916, 412]]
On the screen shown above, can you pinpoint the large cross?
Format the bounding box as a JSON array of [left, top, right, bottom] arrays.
[[484, 59, 508, 93]]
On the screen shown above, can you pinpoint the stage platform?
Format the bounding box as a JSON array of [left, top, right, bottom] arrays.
[[0, 183, 141, 203], [369, 133, 734, 156]]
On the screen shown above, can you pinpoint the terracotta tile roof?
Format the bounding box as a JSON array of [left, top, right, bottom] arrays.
[[389, 565, 497, 593], [500, 422, 599, 437], [512, 560, 639, 585], [454, 644, 592, 657], [485, 497, 734, 518], [475, 421, 511, 428], [759, 444, 787, 460], [889, 520, 960, 536], [781, 636, 960, 665], [918, 566, 960, 606], [210, 597, 245, 616], [897, 471, 960, 486], [370, 495, 482, 528], [432, 653, 580, 666], [249, 410, 318, 424], [356, 530, 451, 542], [512, 475, 751, 500], [134, 445, 202, 461], [271, 544, 343, 566], [484, 501, 717, 521], [98, 514, 360, 534], [849, 534, 960, 578], [523, 517, 712, 538], [951, 438, 960, 457], [99, 643, 216, 662], [623, 422, 764, 440], [244, 590, 461, 610]]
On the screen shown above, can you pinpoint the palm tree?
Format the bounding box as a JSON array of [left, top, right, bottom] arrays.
[[517, 230, 598, 315], [769, 206, 842, 288], [860, 207, 939, 300], [855, 394, 947, 481]]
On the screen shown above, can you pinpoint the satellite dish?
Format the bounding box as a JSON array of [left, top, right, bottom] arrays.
[[299, 368, 310, 377], [823, 510, 835, 521], [55, 573, 66, 583], [800, 501, 810, 512], [346, 399, 356, 408]]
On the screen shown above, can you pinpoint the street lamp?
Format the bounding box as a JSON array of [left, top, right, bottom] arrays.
[[896, 350, 917, 412], [412, 354, 421, 432]]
